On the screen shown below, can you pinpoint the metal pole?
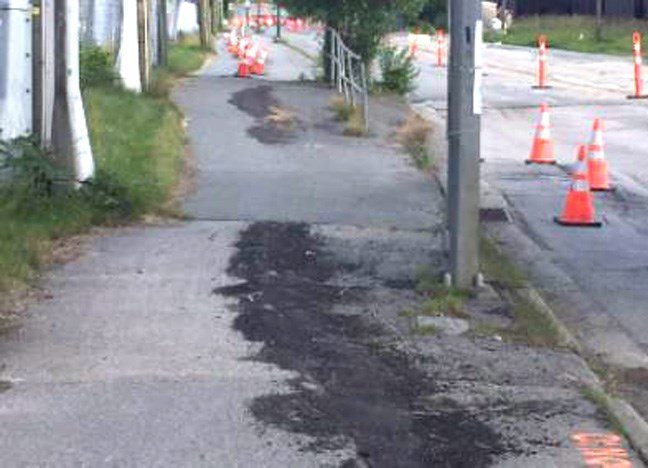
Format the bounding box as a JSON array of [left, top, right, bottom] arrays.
[[447, 0, 482, 289], [33, 0, 43, 143], [158, 0, 169, 66], [275, 2, 281, 40]]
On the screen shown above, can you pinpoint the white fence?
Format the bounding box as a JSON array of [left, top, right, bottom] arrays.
[[0, 0, 33, 140], [327, 28, 369, 132]]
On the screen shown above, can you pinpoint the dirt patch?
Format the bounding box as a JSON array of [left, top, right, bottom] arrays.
[[215, 222, 507, 467], [228, 86, 302, 144]]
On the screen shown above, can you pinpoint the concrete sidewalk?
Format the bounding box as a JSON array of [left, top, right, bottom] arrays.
[[0, 34, 640, 467]]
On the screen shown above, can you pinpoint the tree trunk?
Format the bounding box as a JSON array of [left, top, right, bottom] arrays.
[[198, 0, 211, 48], [52, 0, 74, 170], [137, 0, 151, 92]]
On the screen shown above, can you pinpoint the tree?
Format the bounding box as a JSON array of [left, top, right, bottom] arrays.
[[281, 0, 425, 64], [418, 0, 446, 29]]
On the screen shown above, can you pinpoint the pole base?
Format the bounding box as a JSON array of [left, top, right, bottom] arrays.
[[525, 160, 557, 165], [553, 217, 603, 228], [626, 95, 648, 100], [591, 186, 616, 193], [532, 85, 553, 90]]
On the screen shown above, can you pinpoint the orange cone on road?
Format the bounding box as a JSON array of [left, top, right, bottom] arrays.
[[554, 145, 602, 227], [526, 103, 556, 165], [587, 118, 613, 192]]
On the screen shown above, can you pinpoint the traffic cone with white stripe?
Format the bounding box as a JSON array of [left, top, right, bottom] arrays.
[[587, 118, 613, 192], [554, 145, 602, 227], [253, 48, 268, 75], [526, 103, 556, 165]]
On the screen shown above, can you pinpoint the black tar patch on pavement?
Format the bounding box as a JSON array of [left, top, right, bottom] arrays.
[[215, 222, 507, 467]]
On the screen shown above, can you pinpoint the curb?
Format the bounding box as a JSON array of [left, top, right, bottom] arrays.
[[522, 283, 648, 465], [411, 100, 648, 465], [604, 396, 648, 463]]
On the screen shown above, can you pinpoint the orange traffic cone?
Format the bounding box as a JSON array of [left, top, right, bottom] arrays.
[[526, 103, 556, 165], [253, 48, 268, 75], [554, 145, 602, 227], [237, 60, 250, 78], [587, 118, 613, 192], [408, 40, 419, 59]]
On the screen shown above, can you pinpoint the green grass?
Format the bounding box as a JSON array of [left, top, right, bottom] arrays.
[[479, 236, 562, 348], [486, 15, 648, 55], [0, 42, 200, 302], [167, 36, 211, 76], [404, 266, 471, 319], [85, 87, 185, 216], [479, 236, 527, 289], [580, 386, 628, 437]]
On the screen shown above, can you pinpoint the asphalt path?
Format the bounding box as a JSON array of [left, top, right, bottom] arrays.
[[0, 30, 642, 467]]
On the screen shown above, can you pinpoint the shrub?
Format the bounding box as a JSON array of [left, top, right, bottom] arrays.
[[80, 44, 115, 89], [377, 46, 419, 95]]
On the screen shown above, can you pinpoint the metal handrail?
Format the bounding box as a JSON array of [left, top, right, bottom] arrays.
[[326, 27, 369, 132]]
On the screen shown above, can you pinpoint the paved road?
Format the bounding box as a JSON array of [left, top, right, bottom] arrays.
[[0, 31, 641, 467], [400, 36, 648, 417]]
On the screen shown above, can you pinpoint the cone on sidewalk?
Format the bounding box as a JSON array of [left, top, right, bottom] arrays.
[[554, 145, 602, 227], [587, 118, 613, 192], [526, 103, 556, 165], [252, 48, 268, 75]]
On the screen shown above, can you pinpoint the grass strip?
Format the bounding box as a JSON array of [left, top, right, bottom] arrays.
[[486, 15, 648, 55], [0, 39, 207, 305]]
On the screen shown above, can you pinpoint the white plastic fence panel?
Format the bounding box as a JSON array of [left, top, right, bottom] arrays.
[[0, 0, 33, 140], [177, 0, 198, 34]]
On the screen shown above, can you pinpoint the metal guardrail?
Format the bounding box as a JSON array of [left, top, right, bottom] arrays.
[[326, 27, 369, 132]]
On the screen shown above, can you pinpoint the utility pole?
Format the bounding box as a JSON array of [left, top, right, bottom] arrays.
[[137, 0, 151, 92], [447, 0, 482, 289], [33, 0, 43, 143], [158, 0, 169, 66], [52, 0, 73, 167], [275, 1, 281, 40], [595, 0, 603, 42]]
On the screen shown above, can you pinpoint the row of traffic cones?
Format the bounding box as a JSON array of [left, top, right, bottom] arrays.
[[226, 30, 269, 78], [527, 103, 611, 227]]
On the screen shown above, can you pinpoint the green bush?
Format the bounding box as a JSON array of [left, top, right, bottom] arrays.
[[377, 46, 419, 95], [80, 44, 115, 89]]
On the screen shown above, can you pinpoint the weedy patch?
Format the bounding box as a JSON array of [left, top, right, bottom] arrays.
[[266, 105, 296, 128], [329, 95, 354, 122], [416, 324, 441, 336], [480, 236, 563, 348], [402, 266, 471, 323], [344, 107, 367, 137], [396, 113, 432, 169], [580, 386, 628, 438]]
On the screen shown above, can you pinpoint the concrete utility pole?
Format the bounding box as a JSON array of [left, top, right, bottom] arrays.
[[51, 0, 94, 182], [447, 0, 482, 289]]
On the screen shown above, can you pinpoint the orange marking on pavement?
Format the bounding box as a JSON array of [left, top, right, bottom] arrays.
[[571, 432, 633, 467]]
